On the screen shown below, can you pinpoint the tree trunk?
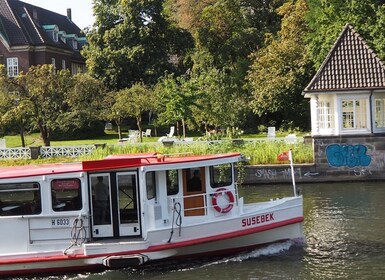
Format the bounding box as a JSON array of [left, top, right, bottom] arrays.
[[115, 119, 122, 139], [38, 121, 50, 146], [137, 116, 142, 142], [20, 124, 25, 147], [182, 119, 186, 139]]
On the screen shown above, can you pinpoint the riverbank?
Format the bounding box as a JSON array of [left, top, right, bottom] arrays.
[[242, 163, 383, 185]]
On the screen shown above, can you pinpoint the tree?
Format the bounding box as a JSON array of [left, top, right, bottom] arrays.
[[155, 74, 196, 138], [187, 52, 248, 132], [103, 90, 129, 140], [83, 0, 193, 90], [247, 0, 312, 130], [0, 66, 31, 146], [60, 73, 107, 139], [0, 65, 73, 146], [120, 83, 156, 142]]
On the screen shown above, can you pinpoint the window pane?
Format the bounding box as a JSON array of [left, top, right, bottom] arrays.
[[166, 170, 179, 195], [146, 172, 156, 200], [186, 168, 202, 192], [342, 99, 367, 129], [51, 179, 82, 211], [375, 98, 385, 128], [317, 100, 334, 129], [7, 57, 18, 77], [0, 183, 41, 216], [210, 164, 232, 188]]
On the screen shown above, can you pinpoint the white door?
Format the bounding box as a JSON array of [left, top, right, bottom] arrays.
[[90, 174, 113, 237], [116, 172, 141, 236]]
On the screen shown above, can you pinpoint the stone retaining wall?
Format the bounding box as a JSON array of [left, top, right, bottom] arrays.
[[242, 134, 385, 184]]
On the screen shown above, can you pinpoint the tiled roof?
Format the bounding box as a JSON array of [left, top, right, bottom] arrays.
[[0, 0, 84, 49], [304, 24, 385, 93]]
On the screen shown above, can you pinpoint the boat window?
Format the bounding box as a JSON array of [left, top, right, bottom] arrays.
[[166, 170, 179, 195], [210, 164, 233, 188], [51, 179, 82, 211], [0, 183, 41, 216], [186, 168, 203, 192], [146, 172, 156, 200]]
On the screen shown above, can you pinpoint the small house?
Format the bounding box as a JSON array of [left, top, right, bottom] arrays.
[[303, 24, 385, 177]]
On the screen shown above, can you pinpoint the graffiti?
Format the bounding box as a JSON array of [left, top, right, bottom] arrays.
[[326, 144, 371, 168], [255, 169, 277, 180], [353, 168, 372, 177], [255, 168, 302, 180]]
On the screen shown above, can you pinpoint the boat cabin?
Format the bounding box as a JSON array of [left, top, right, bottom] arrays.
[[0, 153, 241, 253]]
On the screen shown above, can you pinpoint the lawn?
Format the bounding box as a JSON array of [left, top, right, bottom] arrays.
[[4, 131, 158, 148]]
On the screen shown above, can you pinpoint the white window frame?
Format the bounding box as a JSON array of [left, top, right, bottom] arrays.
[[317, 99, 335, 130], [372, 92, 385, 132], [53, 26, 59, 42], [51, 58, 56, 72], [338, 94, 370, 134], [62, 59, 66, 70], [7, 57, 18, 77]]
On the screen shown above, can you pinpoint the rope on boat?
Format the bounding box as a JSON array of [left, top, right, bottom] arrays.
[[64, 215, 87, 255], [168, 201, 182, 243]]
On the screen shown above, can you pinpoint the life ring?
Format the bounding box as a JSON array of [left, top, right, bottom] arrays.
[[212, 188, 235, 213]]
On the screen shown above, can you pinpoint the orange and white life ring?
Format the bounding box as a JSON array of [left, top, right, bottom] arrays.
[[212, 188, 235, 213]]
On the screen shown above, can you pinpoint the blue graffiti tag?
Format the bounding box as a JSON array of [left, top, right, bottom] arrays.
[[326, 144, 372, 168]]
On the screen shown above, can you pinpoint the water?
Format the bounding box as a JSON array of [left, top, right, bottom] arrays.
[[18, 181, 385, 280]]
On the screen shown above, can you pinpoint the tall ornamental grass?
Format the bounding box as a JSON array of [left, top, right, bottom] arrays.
[[81, 140, 313, 165]]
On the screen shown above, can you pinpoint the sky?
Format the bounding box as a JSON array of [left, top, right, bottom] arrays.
[[21, 0, 95, 30]]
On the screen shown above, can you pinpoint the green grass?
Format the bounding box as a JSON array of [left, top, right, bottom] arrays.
[[4, 131, 158, 148], [79, 140, 313, 165]]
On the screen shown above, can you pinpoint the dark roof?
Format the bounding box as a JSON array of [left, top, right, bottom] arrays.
[[304, 24, 385, 93], [0, 0, 84, 50]]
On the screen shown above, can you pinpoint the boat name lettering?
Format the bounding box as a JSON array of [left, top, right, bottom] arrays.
[[241, 213, 274, 227], [51, 218, 70, 227]]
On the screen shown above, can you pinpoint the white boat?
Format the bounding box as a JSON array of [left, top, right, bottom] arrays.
[[0, 152, 303, 276]]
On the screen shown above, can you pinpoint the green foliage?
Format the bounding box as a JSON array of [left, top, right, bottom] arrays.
[[83, 0, 193, 90], [306, 0, 384, 68], [11, 65, 72, 146], [120, 83, 156, 141], [155, 74, 197, 137], [247, 0, 312, 130]]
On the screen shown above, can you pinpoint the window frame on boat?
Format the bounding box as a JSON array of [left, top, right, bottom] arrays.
[[146, 171, 156, 200], [209, 163, 233, 189], [0, 182, 41, 216], [166, 170, 179, 195], [51, 178, 82, 212]]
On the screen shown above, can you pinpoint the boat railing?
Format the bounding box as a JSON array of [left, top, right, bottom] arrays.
[[169, 188, 239, 218]]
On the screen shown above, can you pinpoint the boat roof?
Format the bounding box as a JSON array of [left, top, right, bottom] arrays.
[[0, 153, 242, 179]]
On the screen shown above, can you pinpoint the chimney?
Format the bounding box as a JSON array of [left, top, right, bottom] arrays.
[[67, 8, 72, 21]]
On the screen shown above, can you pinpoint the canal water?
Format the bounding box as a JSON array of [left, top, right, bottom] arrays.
[[23, 181, 385, 280]]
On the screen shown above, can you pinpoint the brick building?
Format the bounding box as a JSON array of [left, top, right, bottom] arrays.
[[0, 0, 86, 76]]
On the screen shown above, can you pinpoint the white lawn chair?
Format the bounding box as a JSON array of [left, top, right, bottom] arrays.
[[166, 126, 175, 138], [143, 129, 151, 137]]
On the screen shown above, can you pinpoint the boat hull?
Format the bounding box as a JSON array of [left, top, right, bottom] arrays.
[[0, 218, 303, 276]]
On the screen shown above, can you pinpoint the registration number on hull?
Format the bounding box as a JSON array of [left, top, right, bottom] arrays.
[[51, 218, 70, 227]]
